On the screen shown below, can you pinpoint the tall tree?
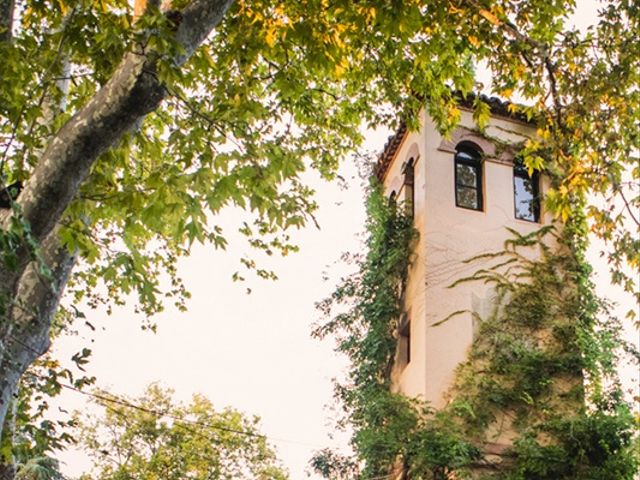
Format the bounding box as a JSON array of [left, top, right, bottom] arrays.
[[0, 0, 637, 475], [75, 384, 287, 480]]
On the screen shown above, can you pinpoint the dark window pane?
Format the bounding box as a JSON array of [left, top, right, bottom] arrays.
[[454, 147, 482, 210], [514, 175, 537, 221], [456, 186, 478, 210], [456, 163, 478, 187], [514, 163, 528, 178], [403, 159, 415, 186], [403, 160, 415, 218]]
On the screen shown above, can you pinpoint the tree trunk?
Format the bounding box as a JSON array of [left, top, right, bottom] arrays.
[[0, 227, 77, 441], [0, 225, 76, 479], [0, 0, 234, 457], [0, 464, 15, 480]]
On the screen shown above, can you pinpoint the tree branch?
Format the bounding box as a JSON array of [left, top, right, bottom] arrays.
[[8, 0, 233, 251], [174, 0, 234, 63], [543, 57, 564, 129], [614, 185, 640, 228]]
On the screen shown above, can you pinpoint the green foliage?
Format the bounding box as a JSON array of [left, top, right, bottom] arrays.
[[1, 0, 638, 472], [313, 186, 479, 479], [506, 408, 638, 480], [2, 1, 636, 324], [314, 185, 638, 479], [75, 384, 288, 480], [447, 225, 637, 479], [310, 449, 359, 480], [314, 184, 416, 384]]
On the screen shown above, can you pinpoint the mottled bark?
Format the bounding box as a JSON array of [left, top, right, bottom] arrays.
[[17, 50, 165, 246], [0, 0, 13, 42], [0, 464, 15, 480], [0, 227, 77, 437], [0, 0, 234, 448], [0, 400, 17, 479], [0, 226, 76, 477]]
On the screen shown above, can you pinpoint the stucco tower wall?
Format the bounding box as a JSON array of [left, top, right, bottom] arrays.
[[384, 109, 548, 408], [384, 110, 429, 399]]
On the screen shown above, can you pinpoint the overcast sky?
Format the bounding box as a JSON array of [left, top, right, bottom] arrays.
[[50, 2, 638, 479], [52, 153, 368, 478]]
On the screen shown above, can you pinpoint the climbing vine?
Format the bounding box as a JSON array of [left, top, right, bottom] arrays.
[[312, 185, 638, 479], [312, 185, 479, 480]]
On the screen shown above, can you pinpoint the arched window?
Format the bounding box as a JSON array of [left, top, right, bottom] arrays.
[[402, 158, 415, 218], [513, 159, 540, 222], [454, 145, 483, 211], [388, 190, 397, 207]]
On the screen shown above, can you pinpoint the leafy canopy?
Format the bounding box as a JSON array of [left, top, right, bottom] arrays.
[[1, 1, 637, 322]]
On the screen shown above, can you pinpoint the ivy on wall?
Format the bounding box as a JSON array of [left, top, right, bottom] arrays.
[[312, 185, 638, 480]]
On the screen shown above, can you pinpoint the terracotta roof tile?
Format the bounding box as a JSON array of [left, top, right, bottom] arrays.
[[374, 122, 408, 181], [458, 91, 531, 123]]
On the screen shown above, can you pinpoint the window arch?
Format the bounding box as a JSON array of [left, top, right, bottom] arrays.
[[454, 144, 483, 211], [513, 159, 540, 222]]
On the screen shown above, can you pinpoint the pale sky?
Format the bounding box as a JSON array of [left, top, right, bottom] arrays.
[[50, 2, 638, 479], [53, 157, 368, 478]]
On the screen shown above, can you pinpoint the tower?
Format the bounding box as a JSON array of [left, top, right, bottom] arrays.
[[376, 96, 547, 409], [355, 96, 633, 480]]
